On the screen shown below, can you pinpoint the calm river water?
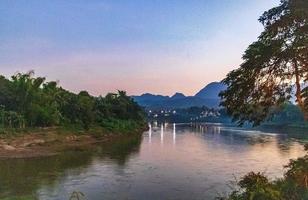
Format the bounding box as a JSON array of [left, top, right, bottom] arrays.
[[0, 123, 307, 200]]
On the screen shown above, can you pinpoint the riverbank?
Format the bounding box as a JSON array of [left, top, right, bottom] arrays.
[[0, 125, 147, 159]]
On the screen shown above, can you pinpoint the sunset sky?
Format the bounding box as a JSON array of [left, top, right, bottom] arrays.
[[1, 0, 279, 96]]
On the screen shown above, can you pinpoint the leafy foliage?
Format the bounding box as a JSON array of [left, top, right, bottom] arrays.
[[270, 103, 305, 123], [0, 71, 145, 132], [220, 0, 308, 126]]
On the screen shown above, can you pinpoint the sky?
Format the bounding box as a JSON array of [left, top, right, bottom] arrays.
[[0, 0, 279, 96]]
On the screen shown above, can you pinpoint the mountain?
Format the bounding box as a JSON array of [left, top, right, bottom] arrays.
[[195, 82, 227, 99], [162, 96, 219, 109], [132, 93, 169, 107], [132, 82, 227, 110], [133, 93, 169, 102], [170, 92, 186, 100]]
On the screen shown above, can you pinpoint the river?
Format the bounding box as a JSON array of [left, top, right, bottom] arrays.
[[0, 123, 306, 200]]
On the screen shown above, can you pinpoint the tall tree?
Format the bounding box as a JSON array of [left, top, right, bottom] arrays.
[[0, 76, 14, 111], [220, 0, 308, 125], [11, 71, 46, 126], [77, 91, 95, 130]]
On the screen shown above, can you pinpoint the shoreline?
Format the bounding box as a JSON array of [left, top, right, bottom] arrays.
[[0, 126, 147, 159]]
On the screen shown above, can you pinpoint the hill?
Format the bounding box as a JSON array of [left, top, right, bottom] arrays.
[[195, 82, 227, 99], [132, 82, 226, 110]]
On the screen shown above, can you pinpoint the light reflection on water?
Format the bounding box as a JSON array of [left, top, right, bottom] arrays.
[[0, 123, 306, 200]]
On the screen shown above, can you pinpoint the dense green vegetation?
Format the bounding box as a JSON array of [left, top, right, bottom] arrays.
[[270, 103, 306, 124], [220, 0, 308, 126], [0, 71, 145, 133], [218, 144, 308, 200]]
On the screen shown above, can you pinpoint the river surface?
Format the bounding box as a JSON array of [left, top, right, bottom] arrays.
[[0, 123, 307, 200]]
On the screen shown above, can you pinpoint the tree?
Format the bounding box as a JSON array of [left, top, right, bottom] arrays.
[[41, 81, 62, 126], [0, 76, 14, 111], [11, 71, 46, 126], [220, 0, 308, 125], [77, 91, 95, 130]]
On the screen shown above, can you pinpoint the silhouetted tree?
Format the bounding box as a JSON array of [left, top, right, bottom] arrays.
[[220, 0, 308, 125]]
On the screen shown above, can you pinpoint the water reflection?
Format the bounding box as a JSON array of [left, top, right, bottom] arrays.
[[0, 123, 306, 200], [160, 124, 164, 145], [191, 123, 222, 134], [173, 123, 176, 146], [0, 134, 142, 199], [148, 123, 152, 144], [139, 123, 306, 199]]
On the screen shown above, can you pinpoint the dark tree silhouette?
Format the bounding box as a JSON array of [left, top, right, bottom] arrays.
[[220, 0, 308, 125]]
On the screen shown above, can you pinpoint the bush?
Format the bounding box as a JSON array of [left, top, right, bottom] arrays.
[[0, 109, 25, 129]]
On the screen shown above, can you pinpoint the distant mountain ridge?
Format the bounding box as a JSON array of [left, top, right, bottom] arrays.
[[171, 92, 186, 99], [195, 82, 227, 99], [132, 82, 226, 110]]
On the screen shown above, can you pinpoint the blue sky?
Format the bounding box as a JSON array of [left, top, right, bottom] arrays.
[[0, 0, 279, 96]]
